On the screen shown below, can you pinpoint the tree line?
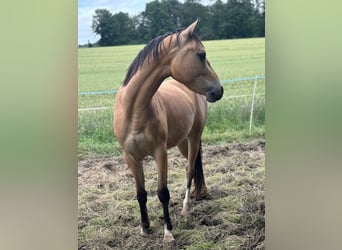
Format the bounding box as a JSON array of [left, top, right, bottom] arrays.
[[88, 0, 264, 47]]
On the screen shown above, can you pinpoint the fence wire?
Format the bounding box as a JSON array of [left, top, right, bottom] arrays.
[[78, 76, 265, 137]]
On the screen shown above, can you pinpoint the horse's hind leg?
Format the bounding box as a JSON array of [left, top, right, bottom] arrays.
[[177, 140, 192, 213], [124, 152, 150, 235], [154, 146, 174, 242], [192, 140, 208, 199], [181, 139, 208, 214], [181, 139, 200, 214]]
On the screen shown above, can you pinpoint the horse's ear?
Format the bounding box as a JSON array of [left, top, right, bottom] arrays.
[[181, 18, 200, 40]]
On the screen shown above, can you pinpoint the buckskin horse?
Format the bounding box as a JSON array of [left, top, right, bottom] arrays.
[[113, 19, 223, 241]]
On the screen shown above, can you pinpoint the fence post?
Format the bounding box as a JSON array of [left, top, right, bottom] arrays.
[[249, 75, 258, 135]]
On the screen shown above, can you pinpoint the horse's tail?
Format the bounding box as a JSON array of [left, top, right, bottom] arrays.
[[193, 140, 208, 199]]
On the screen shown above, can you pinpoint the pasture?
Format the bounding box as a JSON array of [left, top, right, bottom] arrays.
[[78, 38, 265, 249]]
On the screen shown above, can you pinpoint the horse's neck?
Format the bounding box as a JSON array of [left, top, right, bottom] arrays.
[[122, 62, 170, 120]]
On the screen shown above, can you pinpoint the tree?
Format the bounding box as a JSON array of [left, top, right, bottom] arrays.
[[224, 0, 256, 38], [92, 9, 136, 46], [111, 12, 135, 45], [143, 0, 175, 39], [208, 0, 226, 40], [91, 9, 115, 46], [180, 0, 209, 38], [90, 1, 265, 46], [253, 0, 265, 37]]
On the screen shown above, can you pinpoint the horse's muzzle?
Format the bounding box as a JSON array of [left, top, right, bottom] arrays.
[[206, 85, 224, 103]]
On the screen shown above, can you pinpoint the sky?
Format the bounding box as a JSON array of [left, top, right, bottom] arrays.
[[78, 0, 214, 45], [78, 0, 151, 45]]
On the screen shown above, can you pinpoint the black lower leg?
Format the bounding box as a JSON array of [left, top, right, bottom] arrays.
[[137, 190, 150, 230], [194, 142, 206, 193], [158, 187, 172, 231]]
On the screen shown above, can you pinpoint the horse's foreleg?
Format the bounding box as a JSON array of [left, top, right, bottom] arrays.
[[154, 147, 174, 242], [124, 152, 150, 235]]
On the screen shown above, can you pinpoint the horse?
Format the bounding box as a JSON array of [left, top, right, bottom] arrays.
[[113, 19, 223, 242]]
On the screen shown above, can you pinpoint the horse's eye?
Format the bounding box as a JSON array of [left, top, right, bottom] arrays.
[[198, 52, 206, 61]]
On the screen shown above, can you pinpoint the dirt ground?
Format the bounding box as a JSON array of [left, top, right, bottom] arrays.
[[78, 139, 265, 249]]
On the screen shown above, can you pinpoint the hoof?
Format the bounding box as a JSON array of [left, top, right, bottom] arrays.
[[163, 225, 175, 242], [140, 225, 149, 236], [163, 233, 175, 242], [163, 237, 176, 250], [191, 186, 208, 200], [181, 199, 190, 215], [163, 232, 175, 242]]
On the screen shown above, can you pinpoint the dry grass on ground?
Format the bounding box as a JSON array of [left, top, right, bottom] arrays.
[[78, 139, 265, 250]]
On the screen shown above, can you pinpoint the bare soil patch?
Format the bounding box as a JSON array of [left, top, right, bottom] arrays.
[[78, 139, 265, 249]]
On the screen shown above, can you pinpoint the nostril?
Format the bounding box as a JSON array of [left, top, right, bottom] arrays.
[[206, 85, 224, 102]]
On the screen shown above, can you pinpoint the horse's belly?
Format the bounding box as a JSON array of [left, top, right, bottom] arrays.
[[166, 118, 193, 148]]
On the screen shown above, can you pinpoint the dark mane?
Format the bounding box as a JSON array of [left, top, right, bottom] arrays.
[[122, 29, 202, 86]]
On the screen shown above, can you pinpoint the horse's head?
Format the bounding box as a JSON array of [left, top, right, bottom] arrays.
[[169, 19, 224, 103]]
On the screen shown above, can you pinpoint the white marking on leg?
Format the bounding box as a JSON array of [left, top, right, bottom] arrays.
[[140, 225, 147, 236], [163, 224, 175, 242], [182, 188, 190, 214]]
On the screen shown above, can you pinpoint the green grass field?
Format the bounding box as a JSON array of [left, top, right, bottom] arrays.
[[78, 38, 265, 156]]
